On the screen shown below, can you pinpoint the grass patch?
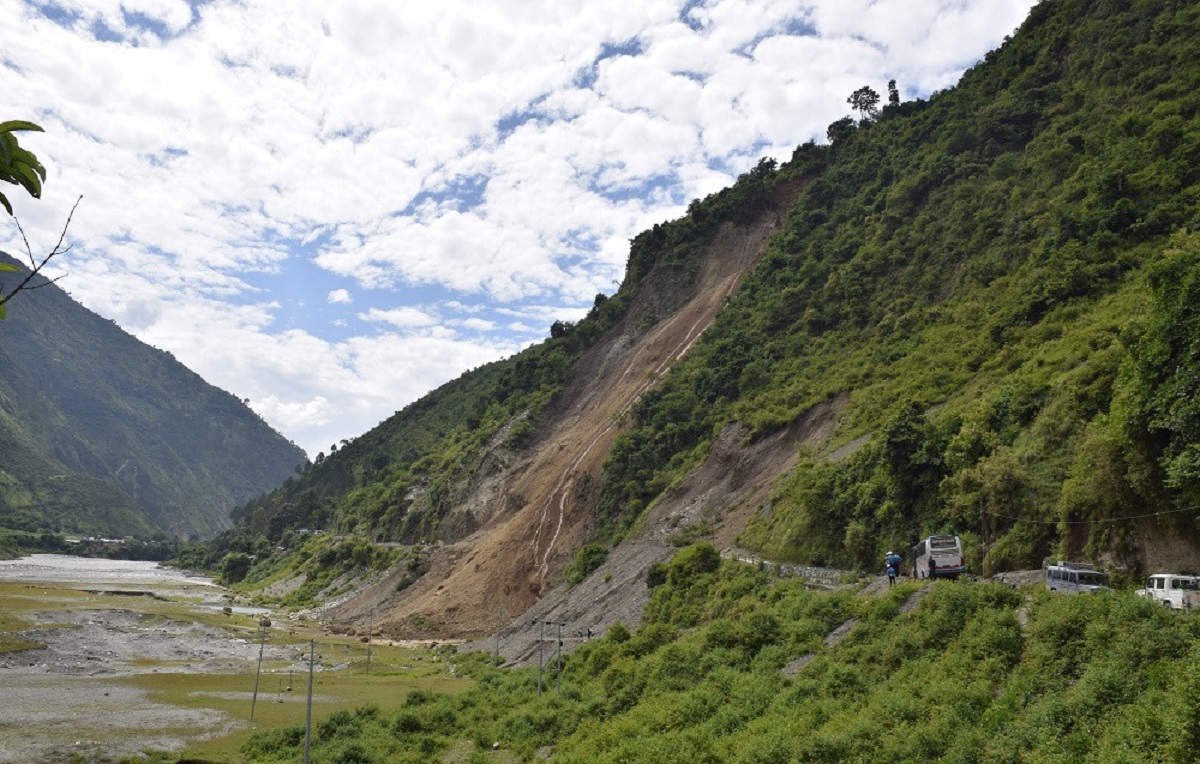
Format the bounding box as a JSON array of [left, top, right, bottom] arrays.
[[141, 644, 473, 762], [0, 634, 43, 653]]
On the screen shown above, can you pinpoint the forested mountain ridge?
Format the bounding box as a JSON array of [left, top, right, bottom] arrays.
[[195, 0, 1200, 640], [0, 251, 308, 540]]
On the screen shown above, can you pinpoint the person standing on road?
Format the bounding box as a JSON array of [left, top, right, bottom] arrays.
[[885, 551, 902, 578], [886, 563, 897, 586], [928, 557, 937, 580]]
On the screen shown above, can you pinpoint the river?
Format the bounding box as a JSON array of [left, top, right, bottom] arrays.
[[0, 553, 218, 588]]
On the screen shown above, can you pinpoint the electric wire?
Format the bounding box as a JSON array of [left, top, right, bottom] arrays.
[[984, 503, 1198, 525]]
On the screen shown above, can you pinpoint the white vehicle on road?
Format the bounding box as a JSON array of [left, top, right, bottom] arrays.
[[1045, 561, 1111, 593], [910, 535, 966, 579], [1136, 573, 1200, 610]]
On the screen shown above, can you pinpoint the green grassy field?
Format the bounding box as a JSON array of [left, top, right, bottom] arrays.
[[136, 641, 473, 762], [0, 581, 85, 652]]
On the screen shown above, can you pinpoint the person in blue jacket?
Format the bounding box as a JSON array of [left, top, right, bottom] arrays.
[[885, 551, 902, 577]]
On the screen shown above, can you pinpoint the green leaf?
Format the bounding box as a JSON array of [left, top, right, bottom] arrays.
[[10, 146, 46, 181], [0, 189, 11, 215], [0, 121, 43, 134], [0, 263, 19, 272], [12, 162, 42, 198], [0, 132, 14, 166]]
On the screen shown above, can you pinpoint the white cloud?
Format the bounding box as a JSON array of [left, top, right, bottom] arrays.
[[1, 0, 1038, 457], [459, 317, 497, 332], [359, 307, 440, 329]]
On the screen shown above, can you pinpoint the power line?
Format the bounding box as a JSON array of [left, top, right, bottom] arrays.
[[985, 504, 1198, 525]]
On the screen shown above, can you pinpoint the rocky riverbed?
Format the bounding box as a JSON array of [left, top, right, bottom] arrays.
[[0, 555, 294, 763]]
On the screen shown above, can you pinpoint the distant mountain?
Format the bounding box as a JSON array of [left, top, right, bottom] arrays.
[[0, 251, 307, 539]]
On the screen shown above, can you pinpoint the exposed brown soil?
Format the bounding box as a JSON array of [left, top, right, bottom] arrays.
[[329, 183, 857, 651]]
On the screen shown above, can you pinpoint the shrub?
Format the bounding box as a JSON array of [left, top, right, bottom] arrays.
[[563, 543, 609, 585]]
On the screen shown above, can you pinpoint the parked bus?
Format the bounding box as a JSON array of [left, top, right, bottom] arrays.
[[1045, 561, 1111, 594], [910, 535, 965, 579]]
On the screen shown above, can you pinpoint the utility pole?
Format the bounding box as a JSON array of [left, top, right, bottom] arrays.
[[494, 606, 502, 664], [250, 620, 267, 725], [555, 620, 563, 695], [537, 620, 545, 697], [365, 616, 373, 676], [304, 640, 314, 764]]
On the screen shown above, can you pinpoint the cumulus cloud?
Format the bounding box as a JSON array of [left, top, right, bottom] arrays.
[[1, 0, 1037, 456], [359, 306, 440, 329]]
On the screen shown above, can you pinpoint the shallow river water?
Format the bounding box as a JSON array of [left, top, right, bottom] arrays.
[[0, 553, 219, 588]]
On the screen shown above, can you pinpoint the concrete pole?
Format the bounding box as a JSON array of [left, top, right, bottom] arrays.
[[365, 617, 373, 676], [494, 606, 502, 663]]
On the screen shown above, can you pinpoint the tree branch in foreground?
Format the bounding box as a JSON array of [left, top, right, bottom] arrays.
[[0, 195, 81, 319]]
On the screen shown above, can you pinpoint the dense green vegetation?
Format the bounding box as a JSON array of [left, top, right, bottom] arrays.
[[0, 251, 307, 542], [236, 543, 1200, 763], [0, 529, 181, 561]]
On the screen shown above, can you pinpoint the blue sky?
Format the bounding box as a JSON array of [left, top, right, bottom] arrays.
[[2, 0, 1036, 457]]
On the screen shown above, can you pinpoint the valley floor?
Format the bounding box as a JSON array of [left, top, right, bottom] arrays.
[[0, 555, 467, 763]]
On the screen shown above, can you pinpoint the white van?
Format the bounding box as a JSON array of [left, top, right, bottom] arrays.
[[1136, 574, 1200, 610], [1045, 561, 1111, 593]]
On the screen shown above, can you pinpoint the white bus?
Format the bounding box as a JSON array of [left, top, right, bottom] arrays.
[[1045, 561, 1111, 594], [910, 535, 965, 580]]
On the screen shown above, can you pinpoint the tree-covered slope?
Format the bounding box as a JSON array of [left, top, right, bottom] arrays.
[[0, 251, 307, 539], [598, 0, 1200, 573]]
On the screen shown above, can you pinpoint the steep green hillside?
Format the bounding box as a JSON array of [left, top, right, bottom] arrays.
[[236, 544, 1200, 764], [0, 252, 307, 539], [600, 0, 1200, 572], [200, 0, 1200, 580]]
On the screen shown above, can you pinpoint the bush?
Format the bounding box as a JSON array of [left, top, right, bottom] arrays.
[[218, 552, 252, 584], [563, 543, 609, 585]]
